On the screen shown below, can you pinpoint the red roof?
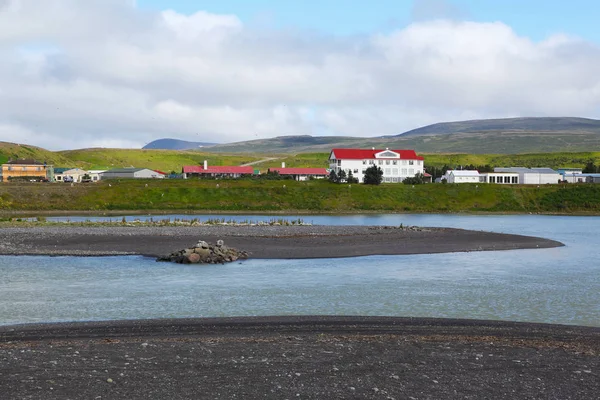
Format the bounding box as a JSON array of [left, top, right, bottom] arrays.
[[270, 168, 329, 176], [153, 170, 167, 175], [330, 148, 424, 160], [423, 172, 432, 177], [183, 166, 255, 174]]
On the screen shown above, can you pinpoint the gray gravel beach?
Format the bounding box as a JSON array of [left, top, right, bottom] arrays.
[[1, 316, 598, 399], [0, 225, 563, 258]]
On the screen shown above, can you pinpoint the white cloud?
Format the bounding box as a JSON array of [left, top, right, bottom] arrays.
[[0, 0, 599, 150]]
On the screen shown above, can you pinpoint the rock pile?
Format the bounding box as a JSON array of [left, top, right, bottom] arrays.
[[157, 240, 249, 264]]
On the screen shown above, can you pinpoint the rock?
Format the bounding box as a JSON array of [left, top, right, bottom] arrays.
[[158, 240, 249, 265], [187, 253, 201, 264]]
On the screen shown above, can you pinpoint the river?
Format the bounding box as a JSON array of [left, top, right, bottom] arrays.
[[0, 214, 598, 327]]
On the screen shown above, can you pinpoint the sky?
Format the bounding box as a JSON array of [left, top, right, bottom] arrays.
[[1, 0, 599, 150]]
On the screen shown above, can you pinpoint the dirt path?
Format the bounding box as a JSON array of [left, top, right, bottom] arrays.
[[240, 157, 280, 166]]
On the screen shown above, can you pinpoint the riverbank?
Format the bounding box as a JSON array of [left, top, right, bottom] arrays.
[[1, 316, 598, 399], [0, 225, 563, 258], [1, 179, 600, 214]]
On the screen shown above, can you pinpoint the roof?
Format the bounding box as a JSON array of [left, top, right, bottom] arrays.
[[270, 168, 329, 176], [423, 172, 432, 177], [449, 170, 480, 176], [54, 168, 71, 174], [6, 159, 45, 165], [182, 166, 255, 174], [330, 148, 424, 160], [153, 170, 167, 175], [63, 168, 87, 174], [495, 167, 559, 174], [88, 170, 107, 174], [103, 168, 146, 174]]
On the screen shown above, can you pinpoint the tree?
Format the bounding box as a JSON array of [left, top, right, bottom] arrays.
[[403, 172, 425, 185], [328, 170, 338, 183], [583, 161, 598, 173], [363, 165, 383, 185], [347, 170, 359, 184], [337, 169, 347, 182]]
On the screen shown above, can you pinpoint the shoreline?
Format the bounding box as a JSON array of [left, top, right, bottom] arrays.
[[1, 316, 598, 399], [2, 209, 600, 217], [0, 225, 564, 258]]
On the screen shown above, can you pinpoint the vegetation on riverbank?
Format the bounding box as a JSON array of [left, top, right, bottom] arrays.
[[1, 179, 600, 214]]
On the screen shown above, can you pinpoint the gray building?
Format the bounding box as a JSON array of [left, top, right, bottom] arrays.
[[585, 174, 600, 183], [494, 167, 560, 185], [101, 168, 165, 179]]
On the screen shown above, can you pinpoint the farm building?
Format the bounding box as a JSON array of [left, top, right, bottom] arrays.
[[101, 168, 166, 179], [269, 163, 329, 181], [87, 170, 107, 182], [182, 161, 255, 179], [329, 148, 424, 183], [494, 167, 561, 185], [479, 172, 519, 184]]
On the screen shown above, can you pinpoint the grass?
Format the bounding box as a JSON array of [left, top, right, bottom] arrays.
[[1, 179, 600, 214]]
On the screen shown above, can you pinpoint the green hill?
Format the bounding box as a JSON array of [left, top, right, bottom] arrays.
[[0, 142, 75, 166]]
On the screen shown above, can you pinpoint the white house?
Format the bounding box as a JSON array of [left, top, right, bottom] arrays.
[[494, 167, 560, 185], [329, 148, 424, 183], [441, 170, 480, 183]]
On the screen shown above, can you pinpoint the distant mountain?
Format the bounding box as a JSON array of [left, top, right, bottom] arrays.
[[206, 117, 600, 154], [395, 117, 600, 137], [143, 138, 217, 150]]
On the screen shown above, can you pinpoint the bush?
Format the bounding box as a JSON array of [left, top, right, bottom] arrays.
[[363, 165, 383, 185], [403, 173, 426, 185]]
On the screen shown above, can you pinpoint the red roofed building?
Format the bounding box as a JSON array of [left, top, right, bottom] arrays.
[[182, 160, 255, 179], [269, 163, 329, 181], [329, 148, 425, 183]]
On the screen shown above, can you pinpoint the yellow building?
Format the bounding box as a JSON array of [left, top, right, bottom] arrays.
[[1, 159, 53, 182]]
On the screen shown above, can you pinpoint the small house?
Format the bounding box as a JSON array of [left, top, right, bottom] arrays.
[[182, 161, 255, 179], [269, 163, 329, 181], [101, 168, 166, 179]]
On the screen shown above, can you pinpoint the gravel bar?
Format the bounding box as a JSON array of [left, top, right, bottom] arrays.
[[1, 316, 598, 399], [0, 225, 563, 258]]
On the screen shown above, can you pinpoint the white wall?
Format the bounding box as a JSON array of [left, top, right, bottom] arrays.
[[330, 158, 423, 183]]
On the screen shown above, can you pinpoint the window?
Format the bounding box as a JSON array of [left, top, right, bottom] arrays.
[[409, 160, 414, 166], [490, 176, 495, 183], [392, 168, 398, 175], [386, 160, 390, 165], [363, 160, 367, 165], [401, 168, 407, 175], [512, 176, 518, 184], [361, 169, 366, 174], [7, 166, 12, 171], [392, 177, 398, 183], [22, 167, 26, 171], [353, 169, 358, 173], [378, 160, 383, 165], [379, 151, 397, 158], [384, 177, 391, 182], [369, 160, 374, 165], [402, 160, 407, 165], [337, 160, 341, 166], [409, 169, 414, 175], [385, 168, 391, 175], [504, 176, 510, 184], [392, 160, 397, 165], [37, 167, 42, 171]]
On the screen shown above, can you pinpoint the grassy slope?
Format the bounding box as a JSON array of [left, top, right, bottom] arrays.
[[58, 149, 266, 172], [1, 179, 600, 213], [0, 142, 75, 166]]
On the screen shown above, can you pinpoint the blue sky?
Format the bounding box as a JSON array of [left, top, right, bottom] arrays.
[[138, 0, 600, 42]]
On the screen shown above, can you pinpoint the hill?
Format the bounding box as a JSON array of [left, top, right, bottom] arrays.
[[143, 138, 217, 150], [58, 148, 264, 172], [0, 142, 75, 166], [206, 117, 600, 154], [396, 117, 600, 137]]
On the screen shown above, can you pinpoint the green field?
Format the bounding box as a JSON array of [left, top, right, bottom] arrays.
[[1, 179, 600, 214]]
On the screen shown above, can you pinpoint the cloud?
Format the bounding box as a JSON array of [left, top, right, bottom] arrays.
[[0, 0, 599, 150]]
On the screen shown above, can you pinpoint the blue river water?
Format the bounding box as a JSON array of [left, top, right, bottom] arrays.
[[0, 214, 598, 327]]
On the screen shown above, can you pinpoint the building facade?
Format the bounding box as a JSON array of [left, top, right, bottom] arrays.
[[441, 170, 480, 183], [479, 172, 519, 184], [270, 163, 328, 181], [329, 148, 424, 183], [494, 168, 560, 185], [1, 159, 53, 182]]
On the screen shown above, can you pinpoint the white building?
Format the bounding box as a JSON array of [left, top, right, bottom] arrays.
[[87, 170, 107, 182], [329, 148, 424, 183], [441, 170, 480, 183], [479, 172, 519, 184], [494, 167, 561, 185]]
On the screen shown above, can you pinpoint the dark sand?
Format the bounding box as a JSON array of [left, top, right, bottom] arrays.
[[0, 225, 563, 258], [1, 317, 598, 399]]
